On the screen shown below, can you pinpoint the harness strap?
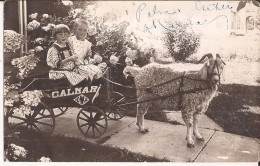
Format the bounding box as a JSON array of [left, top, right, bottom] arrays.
[[178, 76, 184, 110], [101, 77, 138, 90], [115, 87, 211, 107]]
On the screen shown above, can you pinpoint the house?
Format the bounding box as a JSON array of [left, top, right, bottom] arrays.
[[231, 1, 260, 35]]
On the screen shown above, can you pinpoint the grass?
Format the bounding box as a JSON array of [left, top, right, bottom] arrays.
[[4, 128, 168, 162]]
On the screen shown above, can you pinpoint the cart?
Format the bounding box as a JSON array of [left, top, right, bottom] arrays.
[[5, 67, 128, 139]]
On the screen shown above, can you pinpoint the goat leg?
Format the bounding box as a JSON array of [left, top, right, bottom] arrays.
[[136, 104, 149, 133], [193, 114, 205, 141]]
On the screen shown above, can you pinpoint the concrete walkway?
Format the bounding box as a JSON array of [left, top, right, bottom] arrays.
[[51, 108, 259, 162]]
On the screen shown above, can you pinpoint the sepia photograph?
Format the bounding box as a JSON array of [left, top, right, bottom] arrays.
[[2, 0, 260, 164]]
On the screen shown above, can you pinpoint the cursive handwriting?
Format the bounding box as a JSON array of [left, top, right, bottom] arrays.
[[136, 3, 181, 23], [136, 1, 233, 34], [195, 1, 233, 11], [157, 15, 229, 33]]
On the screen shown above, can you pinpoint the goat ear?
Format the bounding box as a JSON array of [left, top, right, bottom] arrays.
[[222, 67, 226, 81], [197, 53, 213, 64], [216, 54, 226, 65], [200, 64, 208, 80]]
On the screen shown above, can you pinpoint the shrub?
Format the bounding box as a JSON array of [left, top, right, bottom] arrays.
[[163, 23, 200, 62]]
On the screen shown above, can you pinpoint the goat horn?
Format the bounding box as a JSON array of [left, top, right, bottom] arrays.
[[197, 53, 213, 64]]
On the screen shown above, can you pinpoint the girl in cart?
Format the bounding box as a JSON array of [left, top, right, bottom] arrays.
[[46, 24, 101, 86], [68, 18, 102, 81]]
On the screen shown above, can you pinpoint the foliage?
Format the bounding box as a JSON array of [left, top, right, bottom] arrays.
[[163, 23, 200, 62], [4, 30, 26, 53], [5, 143, 28, 161]]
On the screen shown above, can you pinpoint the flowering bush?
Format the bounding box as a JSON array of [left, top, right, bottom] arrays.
[[4, 77, 21, 98], [38, 156, 52, 162], [163, 23, 200, 62], [5, 143, 28, 161], [27, 20, 41, 31], [11, 53, 39, 79], [4, 30, 26, 52], [12, 90, 43, 117]]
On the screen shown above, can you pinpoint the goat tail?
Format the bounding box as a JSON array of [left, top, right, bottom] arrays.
[[123, 66, 141, 78]]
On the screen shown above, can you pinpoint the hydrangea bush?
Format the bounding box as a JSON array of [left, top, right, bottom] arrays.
[[4, 30, 26, 53], [162, 23, 200, 62], [5, 143, 28, 161]]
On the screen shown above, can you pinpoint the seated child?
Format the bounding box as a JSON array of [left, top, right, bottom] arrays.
[[68, 18, 102, 81], [46, 24, 90, 86]]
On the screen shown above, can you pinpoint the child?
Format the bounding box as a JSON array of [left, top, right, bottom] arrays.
[[46, 24, 89, 86], [68, 18, 102, 80]]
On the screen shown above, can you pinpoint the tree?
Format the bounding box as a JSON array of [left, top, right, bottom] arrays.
[[237, 0, 260, 12]]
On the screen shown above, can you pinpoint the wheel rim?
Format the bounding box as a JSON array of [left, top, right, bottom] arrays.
[[7, 102, 55, 133], [106, 91, 127, 120], [52, 107, 69, 117], [77, 106, 108, 139]]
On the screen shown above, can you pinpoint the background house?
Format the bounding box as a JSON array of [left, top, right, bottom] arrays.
[[231, 1, 260, 35]]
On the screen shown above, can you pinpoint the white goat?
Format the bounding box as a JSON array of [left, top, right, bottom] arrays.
[[123, 54, 225, 148]]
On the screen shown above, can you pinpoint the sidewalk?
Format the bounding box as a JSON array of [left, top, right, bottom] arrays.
[[52, 108, 259, 162]]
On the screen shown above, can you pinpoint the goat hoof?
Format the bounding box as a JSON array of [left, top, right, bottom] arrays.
[[196, 137, 205, 141], [187, 143, 195, 148], [140, 129, 149, 134]]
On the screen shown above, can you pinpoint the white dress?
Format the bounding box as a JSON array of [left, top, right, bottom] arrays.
[[68, 36, 102, 80], [46, 42, 87, 86]]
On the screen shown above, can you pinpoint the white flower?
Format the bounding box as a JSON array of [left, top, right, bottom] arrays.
[[109, 54, 119, 65], [98, 62, 107, 71], [94, 54, 102, 64], [70, 8, 83, 18], [88, 25, 97, 36], [4, 30, 25, 52], [10, 144, 28, 160], [35, 46, 44, 52], [39, 156, 52, 162], [96, 41, 103, 46], [173, 47, 180, 53], [27, 20, 40, 31], [125, 57, 133, 66], [89, 58, 95, 64], [11, 59, 18, 65], [29, 13, 38, 20], [42, 23, 55, 32], [4, 98, 14, 107], [42, 14, 49, 19], [62, 0, 73, 6], [34, 38, 43, 44]]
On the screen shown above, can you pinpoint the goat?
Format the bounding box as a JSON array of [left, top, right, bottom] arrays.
[[123, 54, 225, 148]]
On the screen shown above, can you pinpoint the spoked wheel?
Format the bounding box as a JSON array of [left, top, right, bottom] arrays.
[[106, 91, 127, 120], [77, 106, 108, 139], [52, 107, 70, 117], [6, 102, 55, 134]]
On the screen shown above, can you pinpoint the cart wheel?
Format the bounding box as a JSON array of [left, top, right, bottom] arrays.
[[77, 106, 108, 139], [106, 91, 127, 120], [6, 102, 55, 134], [52, 107, 70, 117]]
